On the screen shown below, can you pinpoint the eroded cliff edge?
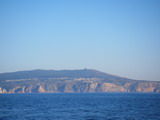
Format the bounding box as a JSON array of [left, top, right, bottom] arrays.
[[0, 69, 160, 93]]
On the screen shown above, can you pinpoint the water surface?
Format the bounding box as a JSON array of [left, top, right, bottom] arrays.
[[0, 93, 160, 120]]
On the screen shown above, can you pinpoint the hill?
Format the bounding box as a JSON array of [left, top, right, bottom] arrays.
[[0, 69, 160, 93]]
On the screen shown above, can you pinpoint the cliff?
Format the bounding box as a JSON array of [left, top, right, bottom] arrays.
[[0, 69, 159, 93]]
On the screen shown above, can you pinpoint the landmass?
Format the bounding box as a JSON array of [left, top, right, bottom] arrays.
[[0, 69, 160, 93]]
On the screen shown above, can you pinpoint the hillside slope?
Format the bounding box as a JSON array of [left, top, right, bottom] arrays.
[[0, 69, 160, 93]]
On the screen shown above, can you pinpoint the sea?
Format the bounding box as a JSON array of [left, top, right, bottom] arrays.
[[0, 93, 160, 120]]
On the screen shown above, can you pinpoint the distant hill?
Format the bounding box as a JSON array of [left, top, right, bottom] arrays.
[[0, 69, 160, 93]]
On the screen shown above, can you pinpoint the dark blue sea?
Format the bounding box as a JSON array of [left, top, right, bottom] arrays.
[[0, 93, 160, 120]]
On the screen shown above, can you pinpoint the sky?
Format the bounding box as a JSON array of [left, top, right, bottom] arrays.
[[0, 0, 160, 81]]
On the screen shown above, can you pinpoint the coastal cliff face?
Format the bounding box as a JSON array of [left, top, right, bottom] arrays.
[[0, 69, 159, 93]]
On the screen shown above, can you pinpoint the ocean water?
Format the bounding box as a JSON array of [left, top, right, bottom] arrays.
[[0, 93, 160, 120]]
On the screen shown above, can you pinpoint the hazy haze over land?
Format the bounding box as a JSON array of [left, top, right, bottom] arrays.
[[0, 0, 160, 81]]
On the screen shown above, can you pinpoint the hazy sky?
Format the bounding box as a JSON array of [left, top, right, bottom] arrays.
[[0, 0, 160, 81]]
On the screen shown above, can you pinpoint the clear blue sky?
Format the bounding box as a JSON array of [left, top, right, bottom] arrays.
[[0, 0, 160, 81]]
